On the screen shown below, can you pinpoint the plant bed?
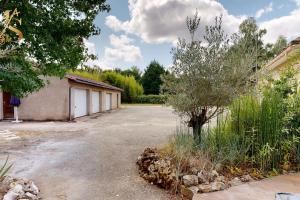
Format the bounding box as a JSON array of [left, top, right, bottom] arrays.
[[0, 176, 41, 200], [137, 147, 298, 200]]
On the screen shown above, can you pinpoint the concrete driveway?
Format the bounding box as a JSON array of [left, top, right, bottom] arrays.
[[1, 105, 300, 200], [0, 105, 179, 200]]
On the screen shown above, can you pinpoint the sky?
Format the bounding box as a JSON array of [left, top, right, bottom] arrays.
[[86, 0, 300, 71]]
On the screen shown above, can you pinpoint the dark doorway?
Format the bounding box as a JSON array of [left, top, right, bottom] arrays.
[[3, 92, 13, 119]]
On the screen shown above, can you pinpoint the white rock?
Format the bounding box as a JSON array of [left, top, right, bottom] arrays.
[[198, 184, 212, 193], [197, 171, 208, 184], [25, 192, 37, 199], [3, 191, 19, 200], [183, 175, 199, 187], [215, 175, 225, 183], [12, 184, 23, 194], [229, 177, 242, 187], [211, 181, 226, 191]]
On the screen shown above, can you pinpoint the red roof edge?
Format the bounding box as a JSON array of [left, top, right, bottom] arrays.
[[66, 74, 123, 92]]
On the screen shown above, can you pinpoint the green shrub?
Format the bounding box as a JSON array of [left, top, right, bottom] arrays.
[[102, 71, 144, 103], [70, 70, 102, 82], [133, 95, 166, 104], [0, 156, 12, 182], [199, 68, 300, 172]]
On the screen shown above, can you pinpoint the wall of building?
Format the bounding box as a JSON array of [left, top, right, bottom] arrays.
[[69, 80, 121, 119], [0, 77, 121, 121], [18, 77, 70, 121]]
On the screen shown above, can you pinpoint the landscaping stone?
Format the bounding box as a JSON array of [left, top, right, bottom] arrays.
[[229, 177, 242, 187], [197, 171, 208, 184], [198, 184, 212, 193], [183, 175, 199, 187], [241, 174, 253, 182], [2, 177, 40, 200], [180, 185, 194, 200], [215, 175, 226, 183], [211, 181, 226, 191], [137, 148, 176, 189]]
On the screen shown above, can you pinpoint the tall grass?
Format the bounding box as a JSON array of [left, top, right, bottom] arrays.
[[198, 69, 300, 172]]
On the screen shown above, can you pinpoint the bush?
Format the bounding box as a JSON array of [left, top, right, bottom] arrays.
[[199, 68, 300, 172], [102, 71, 144, 103], [133, 95, 166, 104]]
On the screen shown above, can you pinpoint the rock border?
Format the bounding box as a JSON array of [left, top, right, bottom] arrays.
[[1, 176, 41, 200], [137, 148, 255, 200]]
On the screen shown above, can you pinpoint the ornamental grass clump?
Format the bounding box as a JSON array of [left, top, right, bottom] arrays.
[[200, 68, 300, 173]]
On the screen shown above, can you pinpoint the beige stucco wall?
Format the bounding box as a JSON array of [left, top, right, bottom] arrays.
[[69, 80, 121, 119], [18, 77, 70, 121], [0, 77, 121, 121]]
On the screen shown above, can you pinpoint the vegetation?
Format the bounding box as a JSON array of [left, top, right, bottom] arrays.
[[0, 156, 12, 182], [0, 0, 110, 97], [133, 95, 166, 104], [201, 69, 300, 172], [102, 71, 143, 103], [163, 14, 255, 141], [141, 60, 166, 95], [119, 66, 142, 83]]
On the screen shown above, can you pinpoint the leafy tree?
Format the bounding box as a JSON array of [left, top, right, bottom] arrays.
[[122, 66, 142, 83], [102, 71, 143, 103], [234, 17, 268, 70], [0, 0, 110, 97], [270, 35, 288, 57], [162, 14, 254, 141], [141, 60, 165, 95]]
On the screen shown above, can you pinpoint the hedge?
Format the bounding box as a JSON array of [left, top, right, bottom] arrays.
[[133, 95, 166, 104]]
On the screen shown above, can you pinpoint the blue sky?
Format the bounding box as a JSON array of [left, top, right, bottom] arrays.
[[86, 0, 300, 71]]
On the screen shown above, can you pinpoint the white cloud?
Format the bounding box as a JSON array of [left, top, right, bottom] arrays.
[[104, 34, 142, 62], [255, 2, 273, 19], [105, 0, 245, 44], [83, 35, 142, 69], [260, 2, 300, 43]]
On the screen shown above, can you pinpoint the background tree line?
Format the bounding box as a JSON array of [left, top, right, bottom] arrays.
[[72, 60, 167, 103]]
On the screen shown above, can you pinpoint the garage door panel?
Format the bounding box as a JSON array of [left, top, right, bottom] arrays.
[[105, 93, 112, 111], [92, 91, 100, 113], [74, 89, 88, 118]]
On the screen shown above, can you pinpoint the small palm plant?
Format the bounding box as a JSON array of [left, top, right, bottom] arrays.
[[0, 156, 13, 182]]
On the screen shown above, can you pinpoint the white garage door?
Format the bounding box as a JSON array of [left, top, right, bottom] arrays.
[[74, 89, 88, 118], [105, 93, 112, 111], [92, 91, 100, 113]]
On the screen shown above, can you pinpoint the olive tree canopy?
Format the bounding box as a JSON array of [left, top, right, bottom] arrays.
[[162, 14, 255, 141]]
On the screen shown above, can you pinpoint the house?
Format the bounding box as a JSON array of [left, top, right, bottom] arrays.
[[263, 37, 300, 80], [0, 74, 122, 121]]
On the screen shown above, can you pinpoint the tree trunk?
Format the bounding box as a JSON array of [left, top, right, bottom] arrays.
[[189, 109, 207, 143], [192, 121, 203, 143]]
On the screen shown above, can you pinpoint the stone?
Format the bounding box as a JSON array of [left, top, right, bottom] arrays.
[[11, 184, 23, 194], [241, 174, 253, 182], [183, 175, 199, 187], [3, 191, 19, 200], [208, 170, 219, 181], [25, 192, 37, 199], [197, 171, 208, 184], [180, 185, 194, 200], [211, 181, 226, 191], [188, 186, 199, 194], [229, 177, 242, 187], [215, 175, 225, 183], [198, 184, 212, 193]]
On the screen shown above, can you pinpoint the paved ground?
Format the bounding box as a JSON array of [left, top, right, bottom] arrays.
[[1, 105, 300, 200], [0, 105, 179, 200], [195, 173, 300, 200]]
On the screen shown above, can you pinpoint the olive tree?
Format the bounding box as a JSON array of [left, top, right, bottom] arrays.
[[162, 14, 255, 141]]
